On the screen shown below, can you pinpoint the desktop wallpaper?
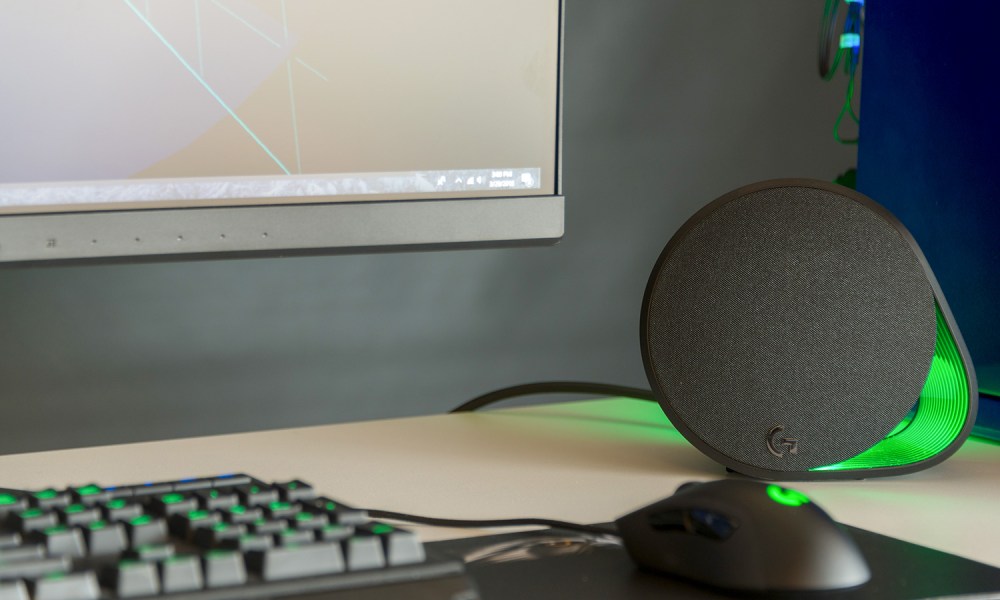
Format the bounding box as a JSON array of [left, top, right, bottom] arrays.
[[0, 0, 558, 210], [0, 0, 857, 454]]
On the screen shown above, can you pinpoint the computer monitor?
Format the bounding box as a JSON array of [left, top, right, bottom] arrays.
[[0, 0, 564, 264]]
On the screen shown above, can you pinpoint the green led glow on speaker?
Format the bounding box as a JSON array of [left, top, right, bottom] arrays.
[[812, 303, 969, 472]]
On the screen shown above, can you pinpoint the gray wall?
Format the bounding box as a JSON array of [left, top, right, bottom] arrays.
[[0, 1, 856, 454]]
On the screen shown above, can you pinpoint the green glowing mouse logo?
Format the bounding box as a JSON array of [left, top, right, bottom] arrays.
[[766, 485, 811, 507]]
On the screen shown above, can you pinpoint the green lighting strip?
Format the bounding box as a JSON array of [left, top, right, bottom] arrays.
[[812, 303, 969, 472]]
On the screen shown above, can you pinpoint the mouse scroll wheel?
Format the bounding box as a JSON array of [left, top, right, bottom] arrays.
[[687, 509, 738, 540], [648, 509, 739, 541]]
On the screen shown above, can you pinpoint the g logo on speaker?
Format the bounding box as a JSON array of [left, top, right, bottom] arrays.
[[766, 426, 799, 458]]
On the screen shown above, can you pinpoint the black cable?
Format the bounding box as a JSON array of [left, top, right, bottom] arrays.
[[365, 508, 619, 538], [818, 0, 842, 79], [450, 381, 657, 413]]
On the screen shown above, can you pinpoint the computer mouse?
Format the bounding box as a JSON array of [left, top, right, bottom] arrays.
[[614, 479, 871, 593]]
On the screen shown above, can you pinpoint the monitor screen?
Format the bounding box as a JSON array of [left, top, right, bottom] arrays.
[[0, 0, 564, 263]]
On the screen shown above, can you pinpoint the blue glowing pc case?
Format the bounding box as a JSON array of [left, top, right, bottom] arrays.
[[856, 1, 1000, 440]]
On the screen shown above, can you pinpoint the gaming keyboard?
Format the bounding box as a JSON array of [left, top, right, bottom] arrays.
[[0, 474, 475, 599]]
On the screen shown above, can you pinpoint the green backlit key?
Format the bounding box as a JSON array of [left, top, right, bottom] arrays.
[[193, 522, 247, 549], [30, 489, 70, 510], [35, 525, 86, 558], [124, 516, 168, 548], [72, 485, 110, 505], [60, 505, 100, 527], [236, 485, 279, 507], [0, 493, 28, 518], [276, 481, 316, 503], [292, 511, 329, 531], [194, 489, 238, 511], [223, 505, 262, 525], [151, 494, 198, 517], [11, 508, 58, 533], [102, 500, 142, 523]]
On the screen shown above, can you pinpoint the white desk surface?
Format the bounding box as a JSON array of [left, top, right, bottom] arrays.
[[2, 399, 998, 569]]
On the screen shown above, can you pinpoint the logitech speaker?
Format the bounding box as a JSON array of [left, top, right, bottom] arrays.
[[640, 179, 977, 480]]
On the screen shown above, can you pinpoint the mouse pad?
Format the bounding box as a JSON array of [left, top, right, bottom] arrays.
[[428, 524, 1000, 599]]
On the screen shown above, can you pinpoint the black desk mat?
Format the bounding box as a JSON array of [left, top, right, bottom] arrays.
[[429, 524, 1000, 599]]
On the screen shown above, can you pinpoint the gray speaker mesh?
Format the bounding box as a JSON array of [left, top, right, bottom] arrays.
[[643, 185, 936, 471]]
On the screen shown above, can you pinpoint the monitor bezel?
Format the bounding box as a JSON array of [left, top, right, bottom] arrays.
[[0, 1, 565, 266]]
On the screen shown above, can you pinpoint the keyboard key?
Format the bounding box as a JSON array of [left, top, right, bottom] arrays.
[[126, 543, 174, 562], [344, 536, 386, 571], [172, 479, 213, 493], [211, 475, 252, 488], [274, 528, 314, 547], [0, 494, 28, 519], [265, 501, 300, 520], [81, 521, 127, 557], [220, 534, 273, 553], [316, 524, 354, 542], [0, 544, 44, 562], [194, 489, 238, 511], [103, 560, 159, 598], [222, 505, 261, 525], [150, 494, 198, 517], [30, 490, 71, 511], [276, 480, 316, 502], [236, 485, 279, 507], [250, 519, 287, 536], [0, 533, 20, 549], [127, 484, 172, 498], [246, 543, 345, 581], [60, 505, 100, 528], [71, 486, 110, 506], [0, 556, 70, 580], [102, 500, 142, 523], [159, 555, 203, 593], [10, 509, 57, 534], [356, 522, 426, 565], [34, 526, 85, 558], [384, 529, 426, 566], [193, 523, 247, 549], [0, 580, 28, 600], [103, 488, 134, 500], [169, 510, 220, 539], [202, 550, 247, 588], [292, 511, 329, 531], [27, 571, 99, 600], [314, 499, 369, 526], [124, 516, 168, 547]]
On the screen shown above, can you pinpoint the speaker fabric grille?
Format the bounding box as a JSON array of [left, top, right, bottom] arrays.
[[642, 184, 937, 472]]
